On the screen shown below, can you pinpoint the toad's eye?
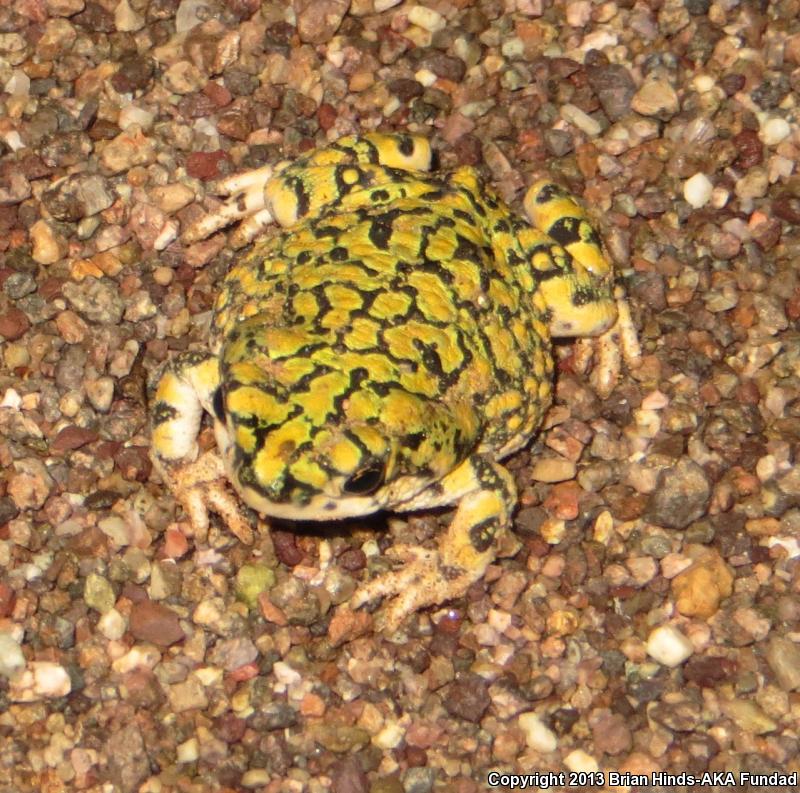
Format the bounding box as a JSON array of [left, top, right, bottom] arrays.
[[343, 461, 385, 495]]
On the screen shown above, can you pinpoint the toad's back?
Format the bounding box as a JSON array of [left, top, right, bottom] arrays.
[[213, 156, 556, 467]]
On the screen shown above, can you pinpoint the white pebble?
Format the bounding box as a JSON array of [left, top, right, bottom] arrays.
[[118, 104, 154, 131], [374, 0, 402, 9], [560, 103, 602, 137], [414, 68, 438, 87], [407, 5, 446, 32], [564, 749, 599, 773], [10, 661, 72, 701], [683, 172, 713, 208], [98, 608, 127, 641], [646, 624, 694, 667], [272, 661, 301, 686], [0, 633, 25, 678], [176, 737, 199, 763], [241, 769, 270, 788], [760, 117, 791, 147], [519, 712, 558, 752]]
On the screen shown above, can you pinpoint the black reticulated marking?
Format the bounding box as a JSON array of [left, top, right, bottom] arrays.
[[469, 516, 499, 553], [212, 387, 226, 422], [548, 216, 582, 247], [369, 218, 392, 250], [151, 402, 178, 425], [397, 134, 415, 156], [534, 183, 562, 204], [571, 285, 598, 307], [330, 246, 349, 262], [287, 175, 310, 219], [371, 189, 390, 202]]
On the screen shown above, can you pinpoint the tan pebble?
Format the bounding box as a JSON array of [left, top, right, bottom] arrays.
[[150, 183, 195, 214], [671, 546, 733, 618], [745, 516, 780, 537], [531, 457, 576, 483], [30, 219, 68, 265], [631, 78, 679, 118], [55, 310, 88, 344]]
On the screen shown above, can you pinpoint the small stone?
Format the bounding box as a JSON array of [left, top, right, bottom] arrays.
[[99, 128, 156, 174], [631, 79, 679, 118], [0, 308, 30, 341], [443, 674, 490, 723], [331, 756, 368, 793], [765, 637, 800, 691], [241, 769, 271, 788], [0, 633, 26, 678], [683, 173, 713, 208], [129, 600, 185, 646], [530, 457, 576, 483], [646, 624, 693, 667], [309, 723, 370, 753], [186, 150, 228, 180], [115, 0, 144, 31], [591, 711, 632, 755], [10, 661, 72, 701], [295, 0, 350, 44], [30, 219, 68, 264], [646, 458, 710, 529], [518, 712, 557, 752], [235, 564, 275, 608], [8, 458, 55, 510], [721, 699, 777, 734], [106, 723, 149, 792], [560, 103, 602, 136], [46, 0, 86, 15], [408, 5, 446, 31], [51, 425, 98, 453], [671, 547, 734, 618], [85, 376, 114, 412], [98, 608, 127, 640], [175, 0, 206, 32], [563, 749, 599, 773], [84, 572, 116, 613], [760, 117, 790, 146], [207, 636, 258, 672]]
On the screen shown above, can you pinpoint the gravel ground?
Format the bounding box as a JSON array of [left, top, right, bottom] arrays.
[[2, 0, 800, 791]]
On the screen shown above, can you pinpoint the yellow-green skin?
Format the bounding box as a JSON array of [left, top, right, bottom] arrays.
[[151, 133, 618, 629]]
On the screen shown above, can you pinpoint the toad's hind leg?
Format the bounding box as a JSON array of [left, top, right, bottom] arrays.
[[349, 456, 517, 633], [521, 180, 640, 397]]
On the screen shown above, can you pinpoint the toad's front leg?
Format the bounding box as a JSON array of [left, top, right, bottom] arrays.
[[150, 351, 254, 545], [349, 456, 517, 634]]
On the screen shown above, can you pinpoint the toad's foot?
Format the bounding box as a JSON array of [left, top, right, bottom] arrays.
[[182, 163, 277, 247], [573, 290, 641, 399], [350, 544, 484, 634], [349, 455, 515, 634], [159, 450, 254, 546]]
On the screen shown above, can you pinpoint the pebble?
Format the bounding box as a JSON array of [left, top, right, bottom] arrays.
[[646, 624, 694, 667], [10, 661, 72, 701], [760, 117, 790, 146], [631, 79, 680, 118], [443, 674, 490, 723], [408, 5, 446, 32], [671, 547, 734, 618], [683, 172, 713, 208], [295, 0, 350, 44], [645, 458, 710, 529], [84, 572, 116, 613], [129, 600, 185, 646], [518, 712, 557, 752], [0, 308, 30, 341], [721, 699, 777, 734], [561, 103, 602, 136], [114, 0, 144, 31], [764, 637, 800, 691], [98, 608, 127, 640], [563, 749, 599, 773], [530, 457, 576, 483], [30, 219, 68, 265], [0, 632, 26, 678]]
